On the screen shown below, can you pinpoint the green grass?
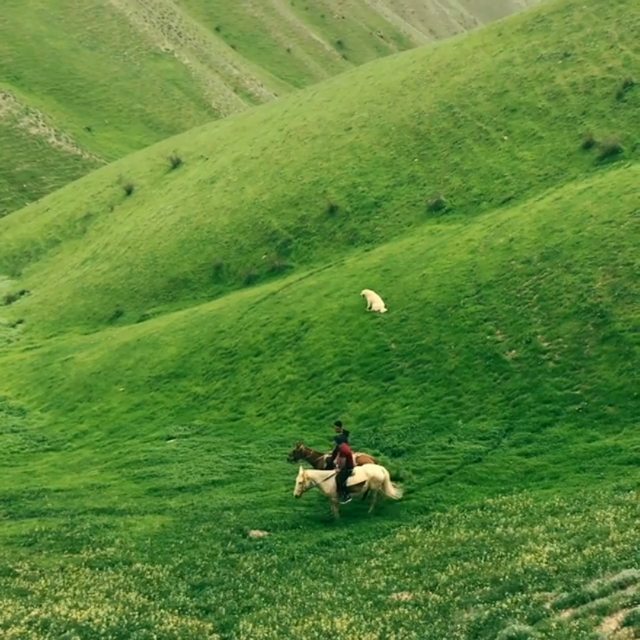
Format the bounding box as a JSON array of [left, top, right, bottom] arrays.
[[0, 0, 637, 335], [0, 0, 639, 637], [0, 0, 530, 217], [0, 160, 638, 637]]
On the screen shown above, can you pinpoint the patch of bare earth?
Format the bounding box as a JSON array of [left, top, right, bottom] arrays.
[[0, 91, 101, 162], [108, 0, 276, 116], [599, 608, 635, 636]]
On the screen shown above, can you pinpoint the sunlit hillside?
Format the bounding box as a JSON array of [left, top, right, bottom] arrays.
[[0, 0, 540, 216], [0, 0, 636, 337]]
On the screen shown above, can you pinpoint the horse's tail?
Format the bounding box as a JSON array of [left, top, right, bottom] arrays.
[[381, 468, 403, 500]]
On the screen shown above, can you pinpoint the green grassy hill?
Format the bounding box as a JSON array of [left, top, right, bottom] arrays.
[[0, 163, 638, 639], [0, 0, 639, 638], [0, 0, 637, 337], [0, 0, 538, 217]]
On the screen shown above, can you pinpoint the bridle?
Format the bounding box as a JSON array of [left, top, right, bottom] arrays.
[[297, 469, 337, 495]]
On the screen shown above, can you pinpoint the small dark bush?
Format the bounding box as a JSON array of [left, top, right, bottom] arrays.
[[581, 132, 597, 150], [615, 77, 636, 100], [242, 270, 259, 286], [426, 194, 448, 213], [622, 607, 640, 629], [168, 153, 183, 170], [335, 39, 345, 49], [212, 260, 226, 282], [326, 201, 340, 216], [3, 289, 29, 306], [214, 25, 221, 32], [596, 138, 624, 162], [108, 307, 125, 323], [122, 182, 135, 196]]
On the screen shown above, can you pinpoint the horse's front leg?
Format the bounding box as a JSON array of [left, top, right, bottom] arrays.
[[330, 499, 340, 519]]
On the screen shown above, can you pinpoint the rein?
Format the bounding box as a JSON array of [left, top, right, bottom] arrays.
[[296, 444, 327, 469], [301, 470, 337, 493]]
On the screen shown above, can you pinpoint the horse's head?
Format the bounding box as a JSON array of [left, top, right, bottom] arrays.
[[287, 442, 304, 463], [293, 466, 308, 498]]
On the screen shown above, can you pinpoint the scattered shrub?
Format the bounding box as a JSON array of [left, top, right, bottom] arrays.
[[426, 194, 448, 213], [335, 39, 345, 49], [615, 77, 636, 100], [242, 269, 259, 286], [168, 153, 183, 170], [326, 201, 340, 216], [108, 307, 124, 323], [581, 132, 597, 150], [2, 289, 29, 306], [122, 182, 135, 197], [596, 138, 624, 162], [212, 260, 226, 282], [622, 607, 640, 629]]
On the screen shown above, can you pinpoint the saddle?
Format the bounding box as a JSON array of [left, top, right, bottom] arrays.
[[345, 468, 368, 492]]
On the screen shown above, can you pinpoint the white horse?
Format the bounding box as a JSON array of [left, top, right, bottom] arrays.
[[293, 464, 402, 517]]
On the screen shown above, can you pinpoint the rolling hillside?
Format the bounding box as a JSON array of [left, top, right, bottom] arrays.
[[0, 0, 540, 217], [0, 163, 638, 639], [0, 0, 636, 337], [0, 0, 639, 637]]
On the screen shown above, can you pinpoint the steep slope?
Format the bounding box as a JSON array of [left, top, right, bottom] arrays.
[[0, 0, 637, 336], [0, 163, 638, 638], [0, 0, 540, 217]]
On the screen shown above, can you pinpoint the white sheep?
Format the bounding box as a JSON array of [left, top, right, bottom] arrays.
[[360, 289, 388, 313]]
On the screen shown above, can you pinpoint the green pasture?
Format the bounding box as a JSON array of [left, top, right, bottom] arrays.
[[1, 162, 638, 638], [0, 0, 637, 336], [0, 0, 638, 637]]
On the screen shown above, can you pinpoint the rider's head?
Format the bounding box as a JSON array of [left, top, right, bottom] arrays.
[[333, 419, 343, 433]]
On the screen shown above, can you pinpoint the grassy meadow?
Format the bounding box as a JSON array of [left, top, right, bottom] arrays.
[[0, 0, 637, 337], [0, 0, 639, 637]]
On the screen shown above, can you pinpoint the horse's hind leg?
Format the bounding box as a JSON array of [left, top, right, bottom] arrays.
[[368, 491, 378, 514], [331, 499, 340, 519]]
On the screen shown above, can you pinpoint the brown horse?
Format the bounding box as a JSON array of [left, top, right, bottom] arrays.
[[287, 442, 377, 470]]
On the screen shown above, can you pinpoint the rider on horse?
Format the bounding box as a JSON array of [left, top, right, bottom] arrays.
[[331, 420, 354, 504], [328, 420, 350, 468]]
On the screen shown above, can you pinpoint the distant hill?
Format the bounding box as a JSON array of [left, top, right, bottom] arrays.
[[0, 0, 540, 216], [0, 0, 635, 337]]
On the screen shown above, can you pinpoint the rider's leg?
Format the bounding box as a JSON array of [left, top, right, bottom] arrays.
[[337, 468, 352, 502]]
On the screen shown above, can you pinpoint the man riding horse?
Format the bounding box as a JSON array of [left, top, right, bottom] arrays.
[[326, 419, 350, 470]]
